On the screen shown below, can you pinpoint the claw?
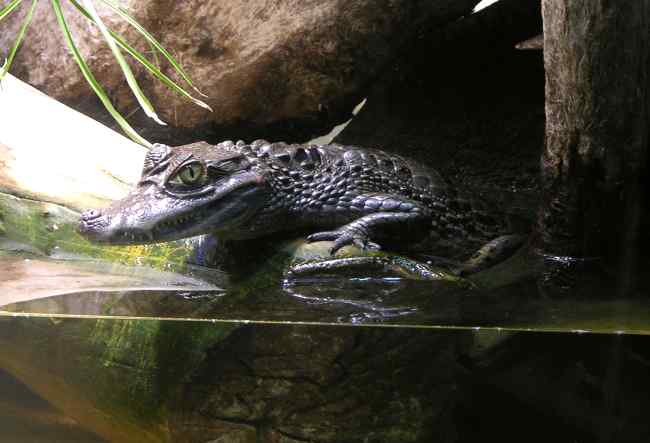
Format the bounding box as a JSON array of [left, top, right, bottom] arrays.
[[306, 231, 339, 242], [352, 237, 366, 250], [308, 228, 382, 256], [366, 241, 381, 250], [330, 233, 355, 255]]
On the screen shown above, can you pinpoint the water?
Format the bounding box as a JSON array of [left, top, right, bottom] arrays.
[[0, 251, 649, 442], [2, 252, 649, 334]]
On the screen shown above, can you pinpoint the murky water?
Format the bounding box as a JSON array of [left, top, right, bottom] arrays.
[[0, 251, 649, 442]]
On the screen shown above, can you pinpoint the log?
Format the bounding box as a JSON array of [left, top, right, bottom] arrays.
[[0, 74, 144, 212], [537, 0, 649, 295], [0, 75, 204, 268]]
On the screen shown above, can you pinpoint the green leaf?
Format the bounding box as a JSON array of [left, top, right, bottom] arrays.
[[79, 0, 165, 126], [0, 0, 36, 82], [0, 0, 23, 23], [68, 0, 212, 112], [114, 36, 213, 112], [147, 40, 160, 70], [51, 0, 152, 147], [98, 0, 208, 98]]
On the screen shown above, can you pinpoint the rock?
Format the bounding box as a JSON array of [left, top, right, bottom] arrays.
[[170, 324, 461, 443], [285, 240, 469, 283], [1, 0, 479, 143]]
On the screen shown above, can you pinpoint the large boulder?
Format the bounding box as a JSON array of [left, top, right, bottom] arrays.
[[1, 0, 479, 143]]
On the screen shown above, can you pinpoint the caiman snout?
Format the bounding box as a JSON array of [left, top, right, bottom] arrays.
[[80, 208, 102, 222], [78, 208, 109, 241]]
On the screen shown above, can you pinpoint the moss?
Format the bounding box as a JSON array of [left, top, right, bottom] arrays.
[[85, 319, 237, 428], [0, 191, 196, 270]]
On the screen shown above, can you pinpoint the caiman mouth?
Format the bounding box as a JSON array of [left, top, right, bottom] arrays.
[[151, 211, 202, 239], [98, 211, 201, 244]]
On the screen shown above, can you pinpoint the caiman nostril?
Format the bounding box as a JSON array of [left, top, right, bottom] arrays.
[[81, 209, 102, 221]]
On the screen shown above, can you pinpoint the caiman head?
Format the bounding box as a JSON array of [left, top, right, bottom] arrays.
[[78, 142, 269, 244]]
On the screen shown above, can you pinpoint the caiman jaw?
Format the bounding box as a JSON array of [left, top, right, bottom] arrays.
[[78, 207, 159, 245], [109, 212, 199, 243], [80, 211, 200, 245], [78, 169, 268, 245], [151, 211, 201, 239], [155, 212, 193, 232]]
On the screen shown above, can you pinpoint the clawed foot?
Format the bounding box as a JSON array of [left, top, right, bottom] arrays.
[[307, 228, 381, 255]]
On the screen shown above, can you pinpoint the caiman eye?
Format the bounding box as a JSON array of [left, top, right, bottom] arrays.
[[169, 162, 206, 187]]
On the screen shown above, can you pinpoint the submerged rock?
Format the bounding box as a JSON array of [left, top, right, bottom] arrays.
[[2, 311, 650, 442], [0, 316, 463, 443], [284, 239, 468, 283]]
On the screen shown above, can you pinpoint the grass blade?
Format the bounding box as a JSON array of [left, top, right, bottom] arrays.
[[147, 40, 160, 69], [0, 0, 23, 22], [68, 0, 211, 111], [0, 0, 37, 81], [51, 0, 152, 147], [98, 0, 208, 98], [115, 36, 213, 111], [79, 0, 165, 126]]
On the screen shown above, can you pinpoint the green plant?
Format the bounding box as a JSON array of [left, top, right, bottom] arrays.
[[0, 0, 211, 147]]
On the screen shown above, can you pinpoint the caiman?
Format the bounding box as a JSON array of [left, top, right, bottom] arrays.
[[78, 140, 523, 274]]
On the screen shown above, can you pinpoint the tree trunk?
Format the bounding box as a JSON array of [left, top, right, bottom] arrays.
[[537, 0, 649, 296]]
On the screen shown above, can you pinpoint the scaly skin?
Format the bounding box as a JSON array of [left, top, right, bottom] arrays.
[[79, 139, 511, 260]]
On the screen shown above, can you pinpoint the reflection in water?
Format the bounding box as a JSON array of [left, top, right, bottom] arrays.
[[284, 282, 420, 324], [0, 254, 225, 307], [1, 250, 650, 333]]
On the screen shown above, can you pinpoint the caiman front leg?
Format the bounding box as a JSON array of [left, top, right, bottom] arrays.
[[306, 194, 430, 255]]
